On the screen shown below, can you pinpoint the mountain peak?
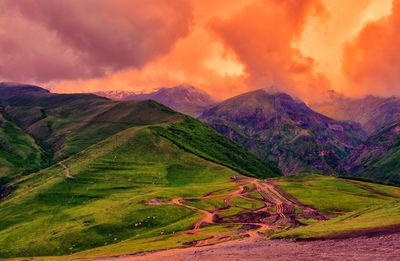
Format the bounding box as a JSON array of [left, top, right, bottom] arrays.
[[201, 89, 366, 175]]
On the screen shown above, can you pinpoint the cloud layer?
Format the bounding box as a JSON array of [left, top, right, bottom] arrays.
[[1, 0, 193, 82], [343, 0, 400, 97]]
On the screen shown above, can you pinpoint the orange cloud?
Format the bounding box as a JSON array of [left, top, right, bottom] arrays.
[[343, 0, 400, 97], [210, 0, 331, 101]]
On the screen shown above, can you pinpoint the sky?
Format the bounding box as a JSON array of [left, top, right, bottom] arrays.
[[0, 0, 398, 102]]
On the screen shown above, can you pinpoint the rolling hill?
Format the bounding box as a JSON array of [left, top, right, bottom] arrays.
[[94, 85, 217, 117], [200, 89, 366, 174]]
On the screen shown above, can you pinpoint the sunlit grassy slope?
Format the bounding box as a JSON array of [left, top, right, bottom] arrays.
[[0, 115, 280, 258]]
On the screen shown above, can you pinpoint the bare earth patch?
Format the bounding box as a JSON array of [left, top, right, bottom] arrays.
[[101, 233, 400, 260]]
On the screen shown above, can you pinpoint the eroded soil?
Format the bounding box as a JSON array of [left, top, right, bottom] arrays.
[[148, 178, 328, 247]]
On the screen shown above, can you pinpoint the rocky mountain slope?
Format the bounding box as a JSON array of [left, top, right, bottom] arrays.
[[342, 120, 400, 184], [200, 89, 366, 175]]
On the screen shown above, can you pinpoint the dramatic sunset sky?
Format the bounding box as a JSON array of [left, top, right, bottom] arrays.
[[0, 0, 399, 101]]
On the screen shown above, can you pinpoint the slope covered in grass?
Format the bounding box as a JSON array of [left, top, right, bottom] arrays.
[[275, 174, 400, 214], [0, 109, 282, 259], [2, 90, 182, 162], [0, 125, 246, 258], [0, 112, 48, 186], [151, 117, 282, 179]]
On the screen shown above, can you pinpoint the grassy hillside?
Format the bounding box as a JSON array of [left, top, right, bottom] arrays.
[[3, 92, 182, 161], [151, 117, 282, 179], [361, 145, 400, 185], [275, 174, 400, 214], [0, 126, 242, 258], [0, 112, 48, 186], [0, 114, 281, 258]]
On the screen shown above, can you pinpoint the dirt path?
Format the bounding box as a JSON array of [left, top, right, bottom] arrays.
[[104, 232, 400, 261], [59, 162, 74, 179], [170, 198, 214, 230]]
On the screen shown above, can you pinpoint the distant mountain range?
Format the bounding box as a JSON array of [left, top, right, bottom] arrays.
[[200, 89, 366, 175], [311, 91, 400, 134], [94, 85, 217, 117]]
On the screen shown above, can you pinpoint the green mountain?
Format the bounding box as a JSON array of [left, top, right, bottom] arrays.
[[200, 89, 366, 175], [0, 111, 48, 186]]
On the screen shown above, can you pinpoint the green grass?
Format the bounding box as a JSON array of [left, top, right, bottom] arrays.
[[219, 207, 247, 217], [3, 93, 183, 164], [248, 191, 264, 200], [275, 174, 400, 214], [273, 199, 400, 239], [184, 197, 228, 211], [0, 114, 48, 183], [0, 123, 258, 258], [230, 196, 264, 210], [150, 117, 282, 179]]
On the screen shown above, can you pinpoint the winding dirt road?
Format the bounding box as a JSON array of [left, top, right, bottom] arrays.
[[97, 178, 330, 261], [163, 178, 328, 247]]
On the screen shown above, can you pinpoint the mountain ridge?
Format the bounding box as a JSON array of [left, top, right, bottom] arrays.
[[94, 85, 217, 117]]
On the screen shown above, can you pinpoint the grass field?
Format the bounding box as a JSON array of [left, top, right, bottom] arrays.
[[270, 174, 400, 239], [272, 199, 400, 239]]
